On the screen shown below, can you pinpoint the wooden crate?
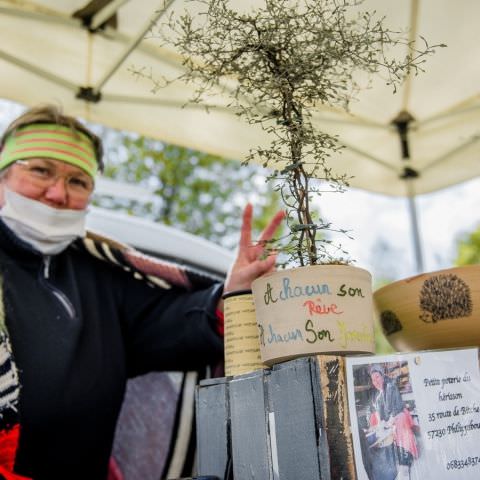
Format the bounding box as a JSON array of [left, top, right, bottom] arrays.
[[196, 355, 356, 479]]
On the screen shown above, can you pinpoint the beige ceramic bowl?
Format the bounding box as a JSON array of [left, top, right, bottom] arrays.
[[373, 265, 480, 352]]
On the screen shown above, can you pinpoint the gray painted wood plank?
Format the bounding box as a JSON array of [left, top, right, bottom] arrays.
[[196, 377, 230, 478], [229, 371, 272, 479]]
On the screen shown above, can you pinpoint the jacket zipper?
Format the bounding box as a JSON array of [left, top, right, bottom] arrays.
[[43, 256, 76, 319]]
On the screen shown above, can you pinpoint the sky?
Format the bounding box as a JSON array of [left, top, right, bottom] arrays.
[[1, 98, 479, 286], [320, 179, 480, 283]]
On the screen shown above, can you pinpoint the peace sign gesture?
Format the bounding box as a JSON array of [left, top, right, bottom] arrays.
[[223, 203, 285, 297]]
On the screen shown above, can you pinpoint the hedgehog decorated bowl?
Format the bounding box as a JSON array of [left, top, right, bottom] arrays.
[[373, 265, 480, 352]]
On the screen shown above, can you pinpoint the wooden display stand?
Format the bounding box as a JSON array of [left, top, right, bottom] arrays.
[[195, 355, 355, 480]]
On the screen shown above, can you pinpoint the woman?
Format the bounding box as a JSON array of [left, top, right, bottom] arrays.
[[0, 104, 284, 479], [369, 364, 418, 480]]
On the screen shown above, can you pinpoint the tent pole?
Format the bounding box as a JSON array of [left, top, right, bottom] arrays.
[[405, 178, 424, 273], [92, 0, 177, 94], [90, 0, 130, 31], [0, 49, 76, 91], [392, 110, 424, 273]]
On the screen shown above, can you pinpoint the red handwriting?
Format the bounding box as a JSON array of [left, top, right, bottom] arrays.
[[303, 299, 343, 316]]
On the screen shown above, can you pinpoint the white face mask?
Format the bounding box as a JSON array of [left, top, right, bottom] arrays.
[[0, 188, 86, 255]]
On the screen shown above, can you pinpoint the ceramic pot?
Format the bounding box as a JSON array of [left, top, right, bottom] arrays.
[[251, 265, 374, 365], [374, 265, 480, 351], [223, 290, 266, 376]]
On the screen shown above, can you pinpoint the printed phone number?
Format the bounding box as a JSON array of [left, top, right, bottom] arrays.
[[446, 456, 480, 470]]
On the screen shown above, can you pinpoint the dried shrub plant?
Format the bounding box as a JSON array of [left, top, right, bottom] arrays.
[[154, 0, 442, 267]]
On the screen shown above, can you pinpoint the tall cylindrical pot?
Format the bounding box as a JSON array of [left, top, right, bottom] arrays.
[[223, 290, 266, 376]]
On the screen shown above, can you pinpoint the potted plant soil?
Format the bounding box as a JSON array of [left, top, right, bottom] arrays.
[[163, 0, 440, 364]]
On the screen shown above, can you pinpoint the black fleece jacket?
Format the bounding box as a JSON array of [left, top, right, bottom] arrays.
[[0, 220, 223, 479]]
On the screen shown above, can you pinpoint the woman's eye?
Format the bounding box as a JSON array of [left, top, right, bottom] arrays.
[[68, 177, 90, 190], [30, 166, 51, 177]]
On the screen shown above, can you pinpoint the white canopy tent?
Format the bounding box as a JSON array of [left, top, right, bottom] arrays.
[[1, 0, 480, 271]]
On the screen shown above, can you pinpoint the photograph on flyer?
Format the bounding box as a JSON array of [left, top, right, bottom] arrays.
[[350, 360, 420, 480]]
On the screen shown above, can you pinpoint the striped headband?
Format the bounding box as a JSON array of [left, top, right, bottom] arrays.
[[0, 124, 98, 177]]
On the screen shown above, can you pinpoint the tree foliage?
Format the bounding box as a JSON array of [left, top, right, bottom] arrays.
[[155, 0, 443, 266], [455, 226, 480, 266], [94, 131, 282, 250]]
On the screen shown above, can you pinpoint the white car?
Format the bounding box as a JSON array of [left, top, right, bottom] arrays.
[[86, 206, 233, 280], [88, 178, 234, 280]]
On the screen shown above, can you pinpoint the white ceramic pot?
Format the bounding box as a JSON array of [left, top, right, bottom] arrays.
[[251, 265, 374, 365]]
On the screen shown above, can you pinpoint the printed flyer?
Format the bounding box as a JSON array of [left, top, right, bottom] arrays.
[[346, 348, 480, 480]]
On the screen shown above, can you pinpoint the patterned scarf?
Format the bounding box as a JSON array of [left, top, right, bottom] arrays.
[[0, 231, 221, 479]]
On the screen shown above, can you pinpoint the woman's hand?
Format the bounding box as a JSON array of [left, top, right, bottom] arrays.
[[222, 203, 285, 300]]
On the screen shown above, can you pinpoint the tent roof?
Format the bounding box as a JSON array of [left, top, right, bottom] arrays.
[[1, 0, 480, 196]]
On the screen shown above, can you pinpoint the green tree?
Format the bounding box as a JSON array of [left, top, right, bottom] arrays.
[[455, 226, 480, 266], [94, 131, 282, 250]]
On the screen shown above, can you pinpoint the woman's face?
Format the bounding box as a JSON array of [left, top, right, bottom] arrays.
[[0, 158, 93, 210], [371, 371, 384, 391]]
